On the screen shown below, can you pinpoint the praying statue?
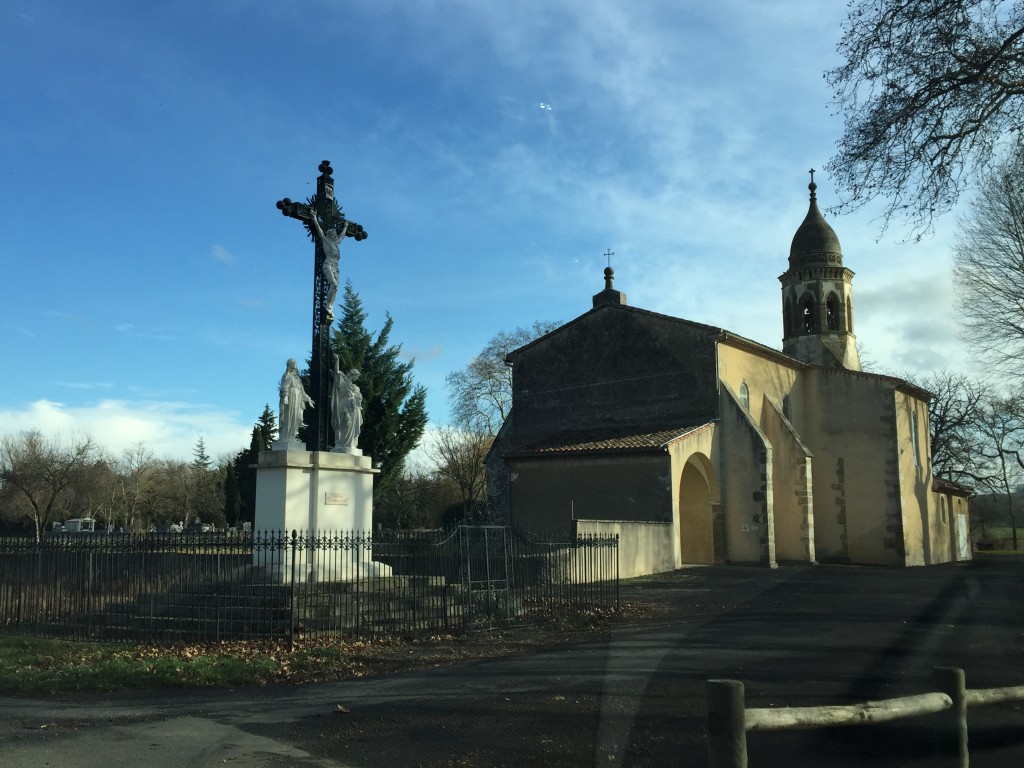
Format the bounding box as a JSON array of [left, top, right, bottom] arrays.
[[331, 358, 363, 451], [279, 359, 314, 442], [308, 212, 349, 323]]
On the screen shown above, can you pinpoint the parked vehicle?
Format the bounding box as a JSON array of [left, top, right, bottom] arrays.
[[63, 518, 96, 533]]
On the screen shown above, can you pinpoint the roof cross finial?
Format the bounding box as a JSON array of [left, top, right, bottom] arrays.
[[808, 168, 818, 200], [604, 248, 614, 268]]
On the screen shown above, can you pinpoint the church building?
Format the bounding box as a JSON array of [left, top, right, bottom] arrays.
[[486, 178, 973, 574]]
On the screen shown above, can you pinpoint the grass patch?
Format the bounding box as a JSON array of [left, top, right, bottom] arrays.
[[0, 634, 285, 695], [0, 605, 645, 697]]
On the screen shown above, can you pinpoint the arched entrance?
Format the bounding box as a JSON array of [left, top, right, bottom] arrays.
[[679, 455, 715, 564]]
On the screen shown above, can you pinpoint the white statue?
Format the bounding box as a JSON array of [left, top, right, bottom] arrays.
[[278, 359, 313, 442], [331, 359, 363, 452], [308, 213, 349, 323]]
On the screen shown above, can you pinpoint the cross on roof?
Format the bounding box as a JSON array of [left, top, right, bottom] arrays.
[[604, 249, 615, 268]]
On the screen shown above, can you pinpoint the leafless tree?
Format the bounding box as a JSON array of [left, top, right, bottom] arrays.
[[953, 148, 1024, 378], [826, 0, 1024, 236], [0, 431, 102, 540], [905, 370, 991, 483], [113, 442, 157, 531], [446, 321, 560, 435], [974, 392, 1024, 548], [427, 426, 493, 517]]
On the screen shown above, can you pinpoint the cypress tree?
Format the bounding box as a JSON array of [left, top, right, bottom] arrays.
[[331, 281, 428, 494]]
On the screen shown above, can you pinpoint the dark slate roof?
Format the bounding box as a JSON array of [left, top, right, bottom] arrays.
[[789, 182, 843, 268], [506, 422, 715, 459]]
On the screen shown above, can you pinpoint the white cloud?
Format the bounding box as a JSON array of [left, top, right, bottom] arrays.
[[211, 243, 235, 264], [0, 400, 252, 462]]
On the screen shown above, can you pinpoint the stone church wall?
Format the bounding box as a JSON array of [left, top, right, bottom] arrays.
[[507, 454, 672, 534], [508, 307, 719, 444]]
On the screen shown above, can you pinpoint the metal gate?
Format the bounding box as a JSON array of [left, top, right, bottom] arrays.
[[459, 502, 516, 629]]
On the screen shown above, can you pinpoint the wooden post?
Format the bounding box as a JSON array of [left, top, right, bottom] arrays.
[[707, 679, 747, 768], [934, 666, 968, 768]]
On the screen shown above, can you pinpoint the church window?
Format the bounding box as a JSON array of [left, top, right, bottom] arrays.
[[826, 294, 839, 331], [800, 295, 815, 333], [783, 299, 792, 337], [846, 300, 854, 333], [911, 410, 921, 469], [783, 394, 791, 420], [739, 382, 750, 412]]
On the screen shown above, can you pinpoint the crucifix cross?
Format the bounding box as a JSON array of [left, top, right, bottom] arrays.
[[604, 248, 615, 268], [275, 160, 369, 452]]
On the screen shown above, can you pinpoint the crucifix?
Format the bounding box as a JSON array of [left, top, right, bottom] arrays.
[[275, 160, 368, 452]]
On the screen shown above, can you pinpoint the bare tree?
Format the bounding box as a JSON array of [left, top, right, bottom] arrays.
[[953, 148, 1024, 378], [427, 426, 493, 518], [114, 442, 156, 531], [826, 0, 1024, 236], [912, 370, 991, 482], [0, 432, 101, 540], [974, 393, 1024, 548], [446, 321, 560, 435]]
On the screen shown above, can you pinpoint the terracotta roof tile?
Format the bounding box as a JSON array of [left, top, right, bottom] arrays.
[[507, 422, 713, 458]]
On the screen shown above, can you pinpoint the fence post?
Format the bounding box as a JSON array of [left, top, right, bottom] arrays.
[[934, 666, 968, 768], [707, 679, 747, 768], [289, 530, 297, 652]]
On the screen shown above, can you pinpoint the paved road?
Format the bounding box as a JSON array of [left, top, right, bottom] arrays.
[[2, 559, 1023, 767]]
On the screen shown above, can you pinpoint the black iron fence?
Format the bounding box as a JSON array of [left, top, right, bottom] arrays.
[[0, 526, 618, 644]]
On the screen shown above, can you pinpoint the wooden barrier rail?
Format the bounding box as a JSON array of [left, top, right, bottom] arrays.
[[706, 667, 1024, 768]]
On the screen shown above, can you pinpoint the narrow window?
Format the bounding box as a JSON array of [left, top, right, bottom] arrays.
[[800, 295, 815, 333], [826, 294, 839, 331], [740, 382, 750, 412], [911, 410, 921, 469], [783, 299, 792, 337]]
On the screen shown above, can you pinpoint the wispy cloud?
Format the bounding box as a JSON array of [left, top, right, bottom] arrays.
[[114, 323, 177, 341], [211, 243, 235, 264]]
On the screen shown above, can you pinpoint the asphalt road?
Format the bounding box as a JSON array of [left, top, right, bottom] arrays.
[[2, 558, 1023, 767]]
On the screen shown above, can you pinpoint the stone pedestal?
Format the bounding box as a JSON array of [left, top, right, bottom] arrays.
[[254, 449, 389, 582]]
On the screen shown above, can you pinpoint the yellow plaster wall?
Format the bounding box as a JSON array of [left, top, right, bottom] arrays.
[[802, 369, 903, 565], [761, 396, 815, 563], [894, 391, 934, 566], [667, 426, 720, 565], [717, 343, 803, 428], [719, 382, 775, 566], [576, 520, 676, 577]]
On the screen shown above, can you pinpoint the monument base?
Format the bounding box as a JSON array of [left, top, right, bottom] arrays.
[[254, 449, 389, 582]]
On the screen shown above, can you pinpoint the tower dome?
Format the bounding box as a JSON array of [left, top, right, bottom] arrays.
[[779, 171, 860, 370], [789, 176, 843, 269]]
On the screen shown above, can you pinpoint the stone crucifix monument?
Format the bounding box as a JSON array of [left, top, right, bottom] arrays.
[[254, 160, 385, 581]]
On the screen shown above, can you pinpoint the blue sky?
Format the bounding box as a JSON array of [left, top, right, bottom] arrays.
[[2, 0, 970, 462]]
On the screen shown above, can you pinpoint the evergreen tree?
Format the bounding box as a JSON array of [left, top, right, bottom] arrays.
[[191, 436, 212, 470], [331, 281, 428, 493], [256, 403, 278, 446], [233, 425, 267, 526], [223, 459, 241, 527]]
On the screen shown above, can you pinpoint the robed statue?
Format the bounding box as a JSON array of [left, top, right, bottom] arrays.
[[331, 357, 364, 451], [279, 359, 314, 442]]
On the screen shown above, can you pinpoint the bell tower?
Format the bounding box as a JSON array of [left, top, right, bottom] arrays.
[[779, 171, 860, 370]]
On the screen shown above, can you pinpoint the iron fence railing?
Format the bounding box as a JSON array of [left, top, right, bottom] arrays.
[[0, 526, 618, 644]]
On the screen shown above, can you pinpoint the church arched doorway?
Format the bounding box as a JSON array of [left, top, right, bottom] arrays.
[[679, 455, 715, 564]]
